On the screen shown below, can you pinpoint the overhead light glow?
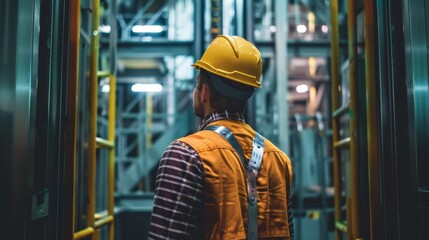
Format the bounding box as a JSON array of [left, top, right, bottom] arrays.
[[269, 25, 277, 32], [99, 25, 111, 33], [131, 83, 163, 93], [296, 24, 307, 33], [101, 85, 110, 93], [321, 25, 329, 33], [132, 25, 164, 33], [296, 84, 309, 93]]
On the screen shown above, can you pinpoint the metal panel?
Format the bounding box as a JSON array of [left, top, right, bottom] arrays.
[[403, 0, 429, 238], [0, 0, 40, 238]]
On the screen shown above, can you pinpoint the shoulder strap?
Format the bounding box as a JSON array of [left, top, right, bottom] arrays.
[[204, 125, 264, 240], [204, 125, 248, 168]]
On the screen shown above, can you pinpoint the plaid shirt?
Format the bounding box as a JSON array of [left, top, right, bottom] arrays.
[[148, 111, 294, 239]]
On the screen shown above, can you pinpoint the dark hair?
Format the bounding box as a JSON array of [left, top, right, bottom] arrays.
[[198, 69, 253, 113]]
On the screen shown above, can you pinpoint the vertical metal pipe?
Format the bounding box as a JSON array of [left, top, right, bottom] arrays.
[[107, 5, 118, 235], [329, 0, 342, 239], [275, 0, 289, 154], [236, 0, 244, 37], [348, 0, 361, 238], [211, 0, 222, 39], [109, 0, 117, 76], [108, 4, 117, 234], [65, 0, 80, 239], [364, 0, 381, 239], [244, 0, 256, 127], [107, 75, 116, 240], [88, 0, 100, 237], [194, 0, 203, 62], [244, 0, 254, 42]]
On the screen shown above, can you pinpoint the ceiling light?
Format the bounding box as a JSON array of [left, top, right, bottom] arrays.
[[101, 85, 110, 93], [132, 25, 164, 33], [296, 84, 309, 93], [321, 25, 329, 33], [99, 25, 111, 33], [131, 83, 163, 93], [296, 25, 307, 33]]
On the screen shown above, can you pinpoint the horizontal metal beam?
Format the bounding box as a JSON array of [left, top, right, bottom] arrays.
[[256, 40, 348, 58], [103, 40, 194, 58], [104, 40, 348, 59]]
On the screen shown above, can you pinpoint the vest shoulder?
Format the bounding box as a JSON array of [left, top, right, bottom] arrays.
[[178, 130, 233, 152]]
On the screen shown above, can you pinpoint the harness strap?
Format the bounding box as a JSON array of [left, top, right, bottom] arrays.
[[205, 125, 248, 168], [204, 125, 265, 240]]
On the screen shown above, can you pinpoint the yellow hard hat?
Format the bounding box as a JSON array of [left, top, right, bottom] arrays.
[[192, 35, 262, 88]]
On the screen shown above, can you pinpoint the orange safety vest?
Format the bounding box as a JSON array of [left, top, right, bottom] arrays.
[[178, 119, 293, 239]]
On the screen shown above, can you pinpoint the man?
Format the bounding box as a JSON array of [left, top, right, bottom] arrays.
[[148, 35, 294, 239]]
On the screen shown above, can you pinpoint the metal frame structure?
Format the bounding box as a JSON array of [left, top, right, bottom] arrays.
[[114, 0, 199, 195]]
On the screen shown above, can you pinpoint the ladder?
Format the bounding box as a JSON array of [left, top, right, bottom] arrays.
[[330, 0, 359, 238], [330, 0, 380, 239], [67, 0, 118, 239]]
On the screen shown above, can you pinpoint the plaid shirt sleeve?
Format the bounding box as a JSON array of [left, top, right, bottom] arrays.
[[148, 140, 205, 240]]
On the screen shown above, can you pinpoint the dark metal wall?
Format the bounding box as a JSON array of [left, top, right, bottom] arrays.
[[0, 0, 70, 239], [377, 0, 429, 239], [0, 0, 39, 238]]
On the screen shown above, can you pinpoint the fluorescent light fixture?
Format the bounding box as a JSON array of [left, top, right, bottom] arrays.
[[321, 25, 329, 33], [100, 25, 111, 33], [296, 84, 309, 93], [296, 24, 307, 33], [132, 25, 164, 33], [131, 83, 163, 93], [101, 85, 110, 93]]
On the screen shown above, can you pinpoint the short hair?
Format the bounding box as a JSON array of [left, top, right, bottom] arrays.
[[198, 69, 254, 113]]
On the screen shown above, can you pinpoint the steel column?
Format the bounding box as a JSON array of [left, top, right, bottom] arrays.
[[364, 0, 381, 239], [66, 0, 80, 239], [87, 1, 100, 238], [329, 0, 343, 239], [274, 0, 289, 154], [348, 0, 361, 238], [107, 75, 116, 240]]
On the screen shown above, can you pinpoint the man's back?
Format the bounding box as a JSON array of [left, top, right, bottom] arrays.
[[179, 117, 293, 239]]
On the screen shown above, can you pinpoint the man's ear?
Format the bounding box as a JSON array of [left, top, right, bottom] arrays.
[[200, 83, 210, 102]]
